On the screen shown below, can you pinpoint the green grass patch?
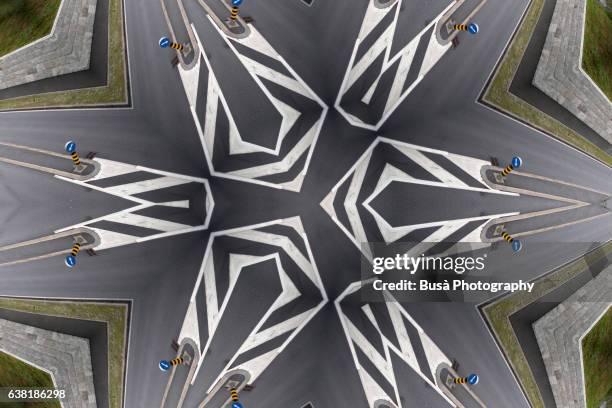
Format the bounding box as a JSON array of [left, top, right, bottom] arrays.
[[583, 0, 612, 99], [0, 0, 61, 57], [481, 242, 612, 408], [0, 298, 128, 408], [482, 0, 612, 167], [0, 350, 60, 408], [582, 307, 612, 408], [0, 0, 128, 110]]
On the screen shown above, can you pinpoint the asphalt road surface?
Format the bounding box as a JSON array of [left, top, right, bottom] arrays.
[[0, 0, 610, 407]]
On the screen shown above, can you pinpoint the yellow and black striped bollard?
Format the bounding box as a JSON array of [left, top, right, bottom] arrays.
[[159, 37, 184, 52], [230, 388, 239, 402], [454, 22, 479, 34], [502, 156, 523, 177], [455, 374, 480, 385], [159, 357, 183, 371], [65, 242, 81, 267], [71, 243, 81, 257], [65, 140, 83, 170], [501, 164, 515, 177], [229, 387, 244, 407], [230, 6, 239, 21], [501, 231, 523, 253], [170, 357, 183, 366], [229, 0, 244, 22], [71, 151, 81, 167]]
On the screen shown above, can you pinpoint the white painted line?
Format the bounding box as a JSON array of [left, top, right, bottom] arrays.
[[54, 203, 150, 233], [335, 0, 455, 130], [88, 158, 139, 181], [54, 175, 148, 206], [158, 200, 190, 208], [104, 212, 191, 232], [186, 217, 327, 387], [185, 20, 327, 192], [105, 176, 190, 196]]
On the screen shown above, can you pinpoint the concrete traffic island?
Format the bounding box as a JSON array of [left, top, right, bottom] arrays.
[[533, 265, 611, 408], [0, 0, 97, 90], [0, 318, 97, 408], [196, 0, 251, 39], [532, 0, 612, 143]]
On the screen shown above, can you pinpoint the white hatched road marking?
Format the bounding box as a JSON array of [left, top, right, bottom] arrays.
[[54, 158, 214, 249], [179, 217, 328, 389], [336, 0, 454, 130], [104, 176, 190, 196], [177, 19, 328, 191], [335, 282, 457, 408], [322, 137, 519, 259]]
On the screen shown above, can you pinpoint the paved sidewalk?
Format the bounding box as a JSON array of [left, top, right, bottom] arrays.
[[0, 318, 97, 408], [533, 265, 611, 408], [0, 0, 97, 90], [533, 0, 612, 143]]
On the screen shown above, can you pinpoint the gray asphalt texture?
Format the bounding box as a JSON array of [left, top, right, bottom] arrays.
[[0, 0, 610, 407]]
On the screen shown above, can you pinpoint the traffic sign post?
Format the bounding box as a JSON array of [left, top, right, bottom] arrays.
[[159, 36, 184, 52], [159, 360, 171, 371], [65, 141, 77, 154], [159, 357, 184, 372], [229, 388, 243, 407], [229, 0, 244, 23], [65, 140, 85, 172], [453, 22, 479, 34], [501, 231, 522, 253], [159, 37, 170, 48], [65, 255, 76, 268], [502, 155, 523, 177]]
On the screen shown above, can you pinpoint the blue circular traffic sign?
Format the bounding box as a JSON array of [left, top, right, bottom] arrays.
[[468, 23, 479, 34], [159, 360, 171, 371], [65, 141, 77, 153], [231, 402, 243, 408], [467, 373, 479, 385], [65, 255, 76, 268], [511, 156, 523, 168], [159, 37, 170, 49], [512, 240, 523, 253], [231, 0, 243, 5]]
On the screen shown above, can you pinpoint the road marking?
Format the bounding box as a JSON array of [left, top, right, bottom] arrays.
[[49, 158, 214, 251], [104, 212, 191, 232], [335, 282, 457, 408], [335, 0, 454, 130], [105, 176, 190, 196], [323, 137, 519, 258], [179, 21, 328, 191], [182, 217, 327, 390]]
